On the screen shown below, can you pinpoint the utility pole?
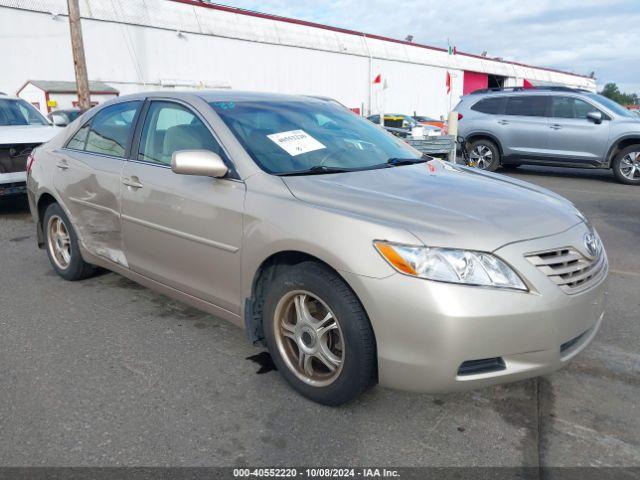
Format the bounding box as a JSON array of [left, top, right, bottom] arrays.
[[67, 0, 91, 111]]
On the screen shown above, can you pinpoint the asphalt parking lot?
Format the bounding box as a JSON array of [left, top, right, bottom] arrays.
[[0, 165, 638, 468]]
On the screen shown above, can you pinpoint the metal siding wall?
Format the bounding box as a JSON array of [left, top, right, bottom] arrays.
[[0, 0, 596, 120]]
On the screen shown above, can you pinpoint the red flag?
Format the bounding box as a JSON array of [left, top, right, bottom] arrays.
[[373, 74, 382, 84], [446, 71, 451, 93]]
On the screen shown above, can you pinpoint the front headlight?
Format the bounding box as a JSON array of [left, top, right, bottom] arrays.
[[374, 241, 527, 291]]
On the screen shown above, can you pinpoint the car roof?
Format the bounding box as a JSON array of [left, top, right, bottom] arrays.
[[111, 90, 331, 104]]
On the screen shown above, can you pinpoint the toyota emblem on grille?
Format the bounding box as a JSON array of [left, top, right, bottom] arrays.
[[584, 232, 600, 258]]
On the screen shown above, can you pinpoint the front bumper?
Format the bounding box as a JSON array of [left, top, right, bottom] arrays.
[[341, 223, 607, 393], [0, 172, 27, 196]]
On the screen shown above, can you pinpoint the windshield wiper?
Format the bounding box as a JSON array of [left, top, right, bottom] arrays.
[[386, 157, 428, 166], [277, 165, 354, 176]]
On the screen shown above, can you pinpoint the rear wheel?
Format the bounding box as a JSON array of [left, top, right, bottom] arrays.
[[43, 203, 95, 281], [612, 145, 640, 185], [263, 262, 376, 406], [467, 139, 500, 171]]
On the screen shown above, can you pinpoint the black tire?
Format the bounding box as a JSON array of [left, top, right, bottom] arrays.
[[263, 262, 376, 406], [612, 145, 640, 185], [43, 203, 95, 281], [467, 139, 500, 171]]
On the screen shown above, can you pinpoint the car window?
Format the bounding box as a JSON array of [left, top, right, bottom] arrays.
[[84, 101, 141, 158], [66, 124, 90, 150], [551, 97, 600, 119], [471, 97, 505, 114], [573, 99, 597, 118], [504, 96, 548, 117], [209, 99, 420, 175], [585, 93, 634, 118], [0, 99, 48, 126], [368, 115, 380, 123], [138, 101, 223, 166]]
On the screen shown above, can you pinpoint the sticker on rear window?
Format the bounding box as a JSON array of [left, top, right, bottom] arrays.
[[267, 130, 326, 156]]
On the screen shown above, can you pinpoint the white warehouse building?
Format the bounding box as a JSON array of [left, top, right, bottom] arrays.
[[0, 0, 596, 119]]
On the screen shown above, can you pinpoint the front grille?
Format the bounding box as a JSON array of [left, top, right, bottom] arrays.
[[525, 246, 607, 294], [0, 181, 27, 196], [457, 357, 506, 376]]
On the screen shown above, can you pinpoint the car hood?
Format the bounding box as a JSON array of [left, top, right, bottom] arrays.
[[282, 161, 584, 252], [0, 125, 59, 145]]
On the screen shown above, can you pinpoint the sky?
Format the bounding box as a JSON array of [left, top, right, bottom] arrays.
[[219, 0, 640, 94]]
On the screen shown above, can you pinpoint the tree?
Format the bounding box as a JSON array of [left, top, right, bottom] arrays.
[[600, 82, 638, 106]]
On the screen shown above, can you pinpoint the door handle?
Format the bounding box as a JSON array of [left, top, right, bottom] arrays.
[[498, 120, 509, 125], [550, 124, 562, 130], [56, 160, 69, 170], [122, 176, 144, 189]]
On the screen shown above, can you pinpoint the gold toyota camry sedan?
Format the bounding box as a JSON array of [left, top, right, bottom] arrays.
[[27, 91, 608, 405]]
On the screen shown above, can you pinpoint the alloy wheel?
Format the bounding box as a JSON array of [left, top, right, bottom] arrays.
[[619, 151, 640, 180], [47, 215, 71, 270], [468, 144, 494, 169], [273, 290, 344, 387]]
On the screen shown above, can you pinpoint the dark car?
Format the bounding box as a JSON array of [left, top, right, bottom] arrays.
[[47, 109, 82, 127]]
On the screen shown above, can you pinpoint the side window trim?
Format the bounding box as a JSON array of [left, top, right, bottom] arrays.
[[64, 122, 91, 151], [129, 98, 239, 179], [62, 100, 143, 159], [64, 114, 94, 151]]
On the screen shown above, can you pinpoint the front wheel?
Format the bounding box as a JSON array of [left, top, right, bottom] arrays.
[[612, 146, 640, 185], [263, 262, 376, 406], [466, 139, 500, 171]]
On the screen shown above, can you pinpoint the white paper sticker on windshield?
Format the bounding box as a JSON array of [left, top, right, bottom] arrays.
[[267, 130, 326, 156]]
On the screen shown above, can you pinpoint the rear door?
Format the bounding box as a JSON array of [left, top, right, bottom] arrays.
[[55, 101, 141, 265], [547, 96, 610, 164], [120, 99, 244, 313], [499, 95, 550, 159]]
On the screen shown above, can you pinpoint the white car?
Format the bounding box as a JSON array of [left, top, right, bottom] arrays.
[[0, 95, 59, 197]]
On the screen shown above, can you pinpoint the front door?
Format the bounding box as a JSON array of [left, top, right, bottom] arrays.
[[547, 96, 611, 164], [120, 100, 245, 314], [55, 101, 141, 266]]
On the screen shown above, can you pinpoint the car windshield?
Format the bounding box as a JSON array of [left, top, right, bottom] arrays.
[[209, 100, 421, 175], [585, 93, 635, 118], [0, 99, 49, 126]]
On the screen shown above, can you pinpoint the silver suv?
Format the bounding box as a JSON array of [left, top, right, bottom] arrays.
[[456, 87, 640, 185]]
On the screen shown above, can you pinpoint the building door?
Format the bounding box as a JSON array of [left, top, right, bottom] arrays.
[[488, 74, 506, 89], [463, 71, 489, 95]]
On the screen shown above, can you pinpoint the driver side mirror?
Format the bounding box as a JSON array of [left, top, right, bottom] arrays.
[[587, 111, 603, 124], [171, 150, 228, 178]]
